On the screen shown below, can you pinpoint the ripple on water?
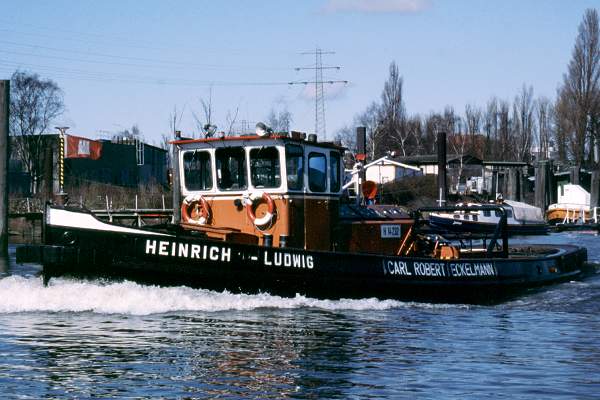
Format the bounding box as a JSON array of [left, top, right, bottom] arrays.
[[0, 234, 599, 399]]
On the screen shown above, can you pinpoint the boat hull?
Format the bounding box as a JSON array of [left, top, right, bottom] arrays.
[[547, 208, 592, 225], [429, 215, 548, 236], [16, 209, 589, 304]]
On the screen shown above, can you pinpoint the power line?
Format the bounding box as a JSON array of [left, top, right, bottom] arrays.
[[0, 60, 291, 87], [0, 39, 293, 71], [289, 48, 347, 140]]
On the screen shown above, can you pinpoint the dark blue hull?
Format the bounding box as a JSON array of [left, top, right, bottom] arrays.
[[16, 213, 588, 305]]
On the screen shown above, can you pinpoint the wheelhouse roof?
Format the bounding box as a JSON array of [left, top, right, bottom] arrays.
[[171, 134, 345, 151]]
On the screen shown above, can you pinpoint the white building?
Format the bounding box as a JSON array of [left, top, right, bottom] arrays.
[[364, 156, 422, 184]]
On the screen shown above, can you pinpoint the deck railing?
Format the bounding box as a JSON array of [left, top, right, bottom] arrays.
[[561, 206, 600, 224], [415, 204, 509, 258]]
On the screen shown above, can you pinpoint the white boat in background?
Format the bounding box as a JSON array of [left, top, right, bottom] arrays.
[[547, 184, 599, 225], [429, 199, 548, 235]]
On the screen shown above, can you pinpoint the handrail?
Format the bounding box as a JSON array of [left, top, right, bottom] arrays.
[[415, 204, 509, 258]]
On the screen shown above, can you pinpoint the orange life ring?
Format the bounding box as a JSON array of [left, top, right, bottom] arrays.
[[244, 191, 276, 228], [181, 194, 210, 225]]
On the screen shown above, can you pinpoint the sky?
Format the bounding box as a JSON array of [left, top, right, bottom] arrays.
[[1, 0, 598, 146]]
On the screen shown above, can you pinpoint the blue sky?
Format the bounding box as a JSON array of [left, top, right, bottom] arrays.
[[1, 0, 597, 145]]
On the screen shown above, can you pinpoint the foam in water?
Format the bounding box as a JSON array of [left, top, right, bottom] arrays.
[[0, 276, 461, 315]]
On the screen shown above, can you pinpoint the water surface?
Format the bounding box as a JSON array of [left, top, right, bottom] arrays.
[[1, 233, 599, 399]]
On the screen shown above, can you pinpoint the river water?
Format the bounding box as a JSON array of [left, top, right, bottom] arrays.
[[1, 233, 599, 399]]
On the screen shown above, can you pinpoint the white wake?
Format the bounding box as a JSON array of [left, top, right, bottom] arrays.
[[0, 275, 462, 315]]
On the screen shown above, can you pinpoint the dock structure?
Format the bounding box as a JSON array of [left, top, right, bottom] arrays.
[[535, 160, 556, 212], [0, 80, 9, 256]]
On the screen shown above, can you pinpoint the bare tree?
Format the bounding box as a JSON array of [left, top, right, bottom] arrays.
[[557, 8, 600, 165], [513, 84, 535, 162], [355, 102, 381, 159], [192, 89, 214, 136], [158, 133, 172, 171], [483, 97, 499, 159], [169, 105, 185, 136], [406, 115, 423, 154], [9, 70, 64, 194], [448, 114, 467, 180], [464, 103, 482, 157], [333, 125, 355, 149], [497, 100, 512, 160], [535, 96, 554, 160], [266, 107, 293, 132], [379, 61, 408, 156], [116, 124, 143, 140], [555, 89, 573, 162], [225, 106, 240, 136]]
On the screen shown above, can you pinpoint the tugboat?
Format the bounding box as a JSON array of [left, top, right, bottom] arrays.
[[16, 126, 591, 304]]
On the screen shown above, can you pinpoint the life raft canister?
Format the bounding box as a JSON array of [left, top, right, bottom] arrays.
[[244, 191, 276, 228], [181, 194, 211, 225]]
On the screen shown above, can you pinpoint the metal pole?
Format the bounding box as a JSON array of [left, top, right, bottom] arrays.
[[0, 80, 9, 256], [172, 130, 181, 223]]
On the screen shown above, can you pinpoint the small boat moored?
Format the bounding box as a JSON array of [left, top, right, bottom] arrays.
[[547, 184, 600, 226], [429, 199, 548, 236]]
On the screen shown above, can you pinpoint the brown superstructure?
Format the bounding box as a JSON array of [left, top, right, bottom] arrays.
[[172, 133, 412, 254]]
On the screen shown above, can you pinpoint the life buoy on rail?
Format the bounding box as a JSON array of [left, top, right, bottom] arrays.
[[244, 191, 276, 228], [181, 194, 211, 225]]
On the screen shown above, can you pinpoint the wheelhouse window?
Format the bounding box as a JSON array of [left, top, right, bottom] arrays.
[[216, 147, 247, 190], [285, 144, 303, 190], [183, 150, 212, 191], [250, 147, 281, 188], [308, 152, 327, 192], [329, 151, 341, 192]]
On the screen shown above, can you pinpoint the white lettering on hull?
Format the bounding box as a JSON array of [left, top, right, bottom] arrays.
[[145, 240, 232, 263], [382, 259, 498, 278], [264, 251, 314, 269], [383, 260, 412, 276], [414, 262, 446, 277], [449, 262, 496, 277]]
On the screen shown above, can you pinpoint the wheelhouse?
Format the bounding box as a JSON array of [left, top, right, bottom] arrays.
[[179, 137, 343, 196], [173, 134, 344, 249]]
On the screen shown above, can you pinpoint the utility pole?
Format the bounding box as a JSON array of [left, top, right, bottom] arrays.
[[290, 48, 347, 140], [54, 126, 69, 203], [0, 80, 8, 256]]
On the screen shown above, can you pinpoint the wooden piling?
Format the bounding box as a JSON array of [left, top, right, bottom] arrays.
[[506, 168, 521, 202], [437, 131, 447, 205], [356, 127, 367, 205], [591, 170, 600, 208], [534, 161, 545, 210], [0, 80, 9, 256], [506, 169, 515, 200], [570, 165, 580, 185], [535, 160, 554, 211]]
